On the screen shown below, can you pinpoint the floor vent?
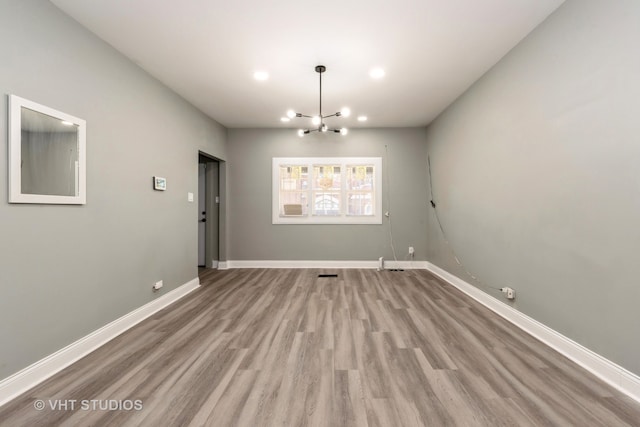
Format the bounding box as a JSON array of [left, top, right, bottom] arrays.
[[318, 274, 338, 278]]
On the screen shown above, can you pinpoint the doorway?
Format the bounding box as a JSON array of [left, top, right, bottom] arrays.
[[198, 153, 221, 268]]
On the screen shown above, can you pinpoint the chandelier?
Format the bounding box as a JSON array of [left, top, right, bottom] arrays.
[[286, 65, 350, 137]]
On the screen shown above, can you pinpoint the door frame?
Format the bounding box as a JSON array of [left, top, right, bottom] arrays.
[[198, 151, 226, 269]]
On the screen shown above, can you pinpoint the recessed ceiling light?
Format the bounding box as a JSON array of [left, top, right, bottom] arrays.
[[280, 117, 290, 122], [253, 71, 269, 81], [357, 116, 368, 122], [369, 68, 385, 79]]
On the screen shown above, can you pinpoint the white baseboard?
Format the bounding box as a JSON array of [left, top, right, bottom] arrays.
[[223, 260, 430, 269], [425, 262, 640, 403], [0, 277, 201, 408]]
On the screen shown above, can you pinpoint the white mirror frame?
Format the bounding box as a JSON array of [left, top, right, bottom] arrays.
[[8, 95, 86, 204]]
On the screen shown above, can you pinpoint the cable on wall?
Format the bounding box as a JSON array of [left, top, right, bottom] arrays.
[[384, 144, 400, 268], [427, 155, 503, 291]]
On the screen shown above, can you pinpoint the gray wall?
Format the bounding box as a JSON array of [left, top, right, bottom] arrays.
[[425, 0, 640, 375], [227, 128, 428, 261], [0, 0, 226, 379]]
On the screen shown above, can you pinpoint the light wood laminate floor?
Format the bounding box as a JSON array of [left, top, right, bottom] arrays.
[[1, 268, 640, 426]]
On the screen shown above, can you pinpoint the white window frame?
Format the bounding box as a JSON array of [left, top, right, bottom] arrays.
[[272, 157, 382, 225]]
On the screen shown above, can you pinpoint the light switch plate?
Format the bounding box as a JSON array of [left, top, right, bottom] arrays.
[[187, 192, 194, 202]]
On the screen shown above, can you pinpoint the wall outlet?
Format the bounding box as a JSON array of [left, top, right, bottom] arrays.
[[408, 246, 415, 255], [501, 287, 515, 300], [153, 280, 163, 291]]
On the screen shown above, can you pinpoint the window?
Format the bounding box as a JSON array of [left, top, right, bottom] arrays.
[[273, 157, 382, 224]]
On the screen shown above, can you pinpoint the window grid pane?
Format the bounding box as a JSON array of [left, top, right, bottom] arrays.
[[279, 165, 309, 215], [347, 192, 373, 216], [346, 165, 374, 216], [312, 192, 340, 216], [313, 165, 341, 215]]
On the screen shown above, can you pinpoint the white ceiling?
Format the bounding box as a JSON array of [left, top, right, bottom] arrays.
[[50, 0, 564, 129]]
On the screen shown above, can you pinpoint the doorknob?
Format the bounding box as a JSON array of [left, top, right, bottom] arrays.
[[200, 218, 206, 222]]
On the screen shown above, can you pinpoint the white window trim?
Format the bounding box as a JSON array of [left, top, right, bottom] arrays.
[[273, 157, 382, 225]]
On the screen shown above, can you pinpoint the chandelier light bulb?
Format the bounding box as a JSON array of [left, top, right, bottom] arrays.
[[287, 110, 296, 119], [340, 107, 351, 117], [312, 116, 321, 126], [340, 128, 349, 136], [321, 124, 328, 132], [297, 129, 305, 137]]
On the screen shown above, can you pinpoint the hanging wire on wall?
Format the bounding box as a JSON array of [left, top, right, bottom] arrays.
[[427, 155, 503, 291]]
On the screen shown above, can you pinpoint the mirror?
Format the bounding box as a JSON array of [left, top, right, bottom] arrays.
[[8, 95, 86, 204]]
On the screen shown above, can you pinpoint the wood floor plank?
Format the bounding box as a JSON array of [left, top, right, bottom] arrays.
[[235, 320, 297, 427], [200, 368, 259, 426], [334, 306, 357, 370], [2, 268, 640, 426]]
